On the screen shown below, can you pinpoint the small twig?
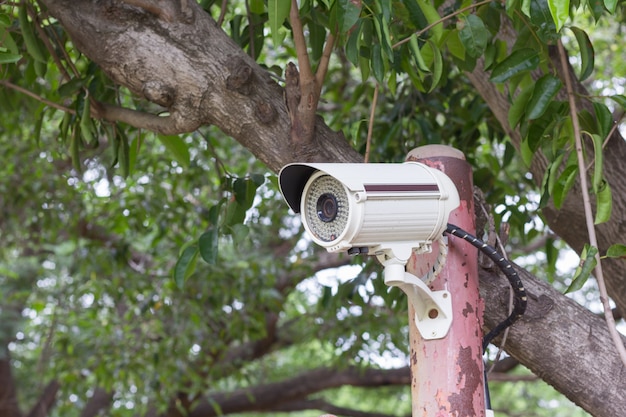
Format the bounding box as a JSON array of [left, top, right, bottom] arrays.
[[290, 0, 313, 82], [315, 33, 335, 89], [392, 0, 493, 49], [364, 83, 379, 163], [557, 39, 626, 367], [0, 79, 74, 113], [217, 0, 228, 27]]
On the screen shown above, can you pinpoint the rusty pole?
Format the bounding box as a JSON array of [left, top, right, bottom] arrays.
[[404, 145, 486, 416]]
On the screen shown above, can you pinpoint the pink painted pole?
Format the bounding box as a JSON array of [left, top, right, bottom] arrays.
[[405, 145, 485, 417]]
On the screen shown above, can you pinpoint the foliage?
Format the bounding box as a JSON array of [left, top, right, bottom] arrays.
[[2, 0, 626, 415]]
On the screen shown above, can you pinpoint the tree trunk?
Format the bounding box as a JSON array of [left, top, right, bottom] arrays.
[[37, 0, 626, 415]]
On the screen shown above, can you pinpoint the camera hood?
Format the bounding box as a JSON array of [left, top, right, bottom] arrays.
[[279, 162, 457, 213]]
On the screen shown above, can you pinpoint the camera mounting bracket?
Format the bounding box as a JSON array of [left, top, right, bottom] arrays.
[[382, 261, 453, 340]]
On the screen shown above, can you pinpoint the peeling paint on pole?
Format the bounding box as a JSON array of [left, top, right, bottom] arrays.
[[405, 145, 486, 417]]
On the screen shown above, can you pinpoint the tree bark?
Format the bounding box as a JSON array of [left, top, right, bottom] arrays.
[[34, 1, 626, 416], [0, 357, 22, 417], [480, 264, 626, 417], [188, 366, 410, 417], [39, 0, 361, 172]]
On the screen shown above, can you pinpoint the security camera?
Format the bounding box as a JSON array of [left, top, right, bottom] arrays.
[[278, 162, 460, 264], [279, 162, 460, 340]]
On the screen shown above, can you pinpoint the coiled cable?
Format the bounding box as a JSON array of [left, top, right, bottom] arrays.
[[445, 223, 527, 351]]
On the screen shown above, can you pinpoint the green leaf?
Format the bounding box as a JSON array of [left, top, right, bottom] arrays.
[[606, 244, 626, 259], [224, 200, 247, 227], [458, 15, 490, 58], [0, 28, 18, 54], [18, 3, 47, 63], [565, 245, 597, 294], [371, 43, 385, 83], [540, 151, 565, 207], [593, 102, 612, 139], [610, 94, 626, 110], [373, 14, 393, 63], [408, 34, 429, 72], [338, 0, 361, 34], [552, 164, 577, 209], [547, 0, 569, 31], [402, 0, 428, 29], [346, 19, 363, 66], [570, 27, 594, 81], [233, 177, 262, 209], [415, 0, 443, 43], [490, 48, 539, 83], [174, 244, 199, 289], [520, 135, 534, 166], [308, 20, 326, 63], [426, 40, 442, 92], [0, 13, 10, 27], [446, 30, 465, 60], [526, 75, 562, 120], [58, 77, 86, 98], [115, 133, 128, 179], [0, 51, 21, 64], [508, 81, 534, 128], [604, 0, 618, 13], [157, 135, 190, 167], [590, 133, 604, 193], [249, 0, 265, 14], [594, 180, 612, 224], [228, 223, 250, 244], [198, 227, 219, 264], [269, 0, 290, 46], [529, 0, 558, 42]]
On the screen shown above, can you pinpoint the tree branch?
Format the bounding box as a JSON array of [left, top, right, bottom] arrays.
[[92, 102, 202, 136], [315, 34, 335, 89], [25, 380, 60, 417], [0, 357, 22, 417], [480, 262, 626, 417], [0, 80, 73, 114], [289, 0, 313, 82], [79, 388, 113, 417], [187, 366, 410, 417], [273, 398, 409, 417]]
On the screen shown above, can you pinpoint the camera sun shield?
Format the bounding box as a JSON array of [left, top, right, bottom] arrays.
[[279, 162, 460, 261]]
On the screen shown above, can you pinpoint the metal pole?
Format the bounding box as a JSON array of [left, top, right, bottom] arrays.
[[405, 145, 485, 416]]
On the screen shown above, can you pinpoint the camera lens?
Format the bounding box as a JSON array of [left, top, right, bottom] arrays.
[[317, 193, 338, 222], [303, 174, 349, 242]]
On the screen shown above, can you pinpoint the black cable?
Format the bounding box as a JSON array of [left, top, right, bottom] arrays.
[[445, 223, 527, 352]]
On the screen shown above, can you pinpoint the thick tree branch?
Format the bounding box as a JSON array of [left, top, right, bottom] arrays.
[[273, 398, 408, 417], [0, 357, 22, 417], [25, 381, 59, 417], [187, 366, 410, 417], [79, 389, 113, 417], [285, 0, 336, 150], [93, 102, 202, 136], [480, 263, 626, 416]]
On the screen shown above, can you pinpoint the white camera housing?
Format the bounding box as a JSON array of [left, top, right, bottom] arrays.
[[279, 162, 460, 263]]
